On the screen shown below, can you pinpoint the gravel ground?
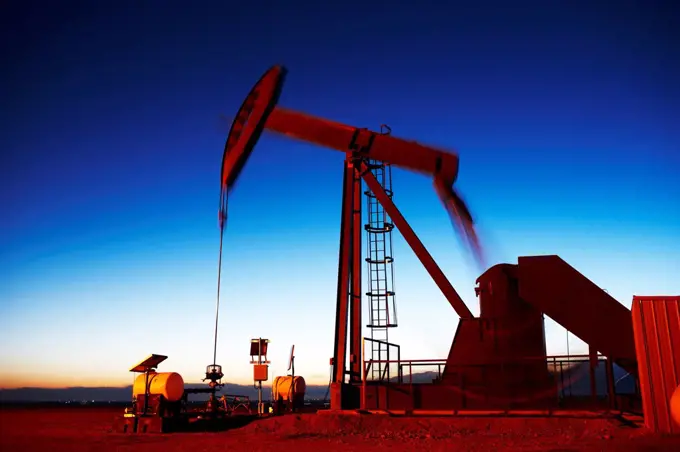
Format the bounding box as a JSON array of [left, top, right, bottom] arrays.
[[1, 407, 678, 451]]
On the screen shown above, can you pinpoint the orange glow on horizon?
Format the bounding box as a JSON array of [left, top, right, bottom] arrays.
[[0, 373, 327, 390], [0, 372, 132, 389]]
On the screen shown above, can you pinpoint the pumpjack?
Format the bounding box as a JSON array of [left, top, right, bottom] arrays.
[[219, 65, 661, 413]]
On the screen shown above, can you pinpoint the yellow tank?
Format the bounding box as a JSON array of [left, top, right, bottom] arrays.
[[671, 384, 680, 427], [132, 372, 184, 402], [272, 376, 306, 401]]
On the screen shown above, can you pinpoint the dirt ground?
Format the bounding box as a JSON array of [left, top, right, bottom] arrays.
[[1, 407, 679, 451]]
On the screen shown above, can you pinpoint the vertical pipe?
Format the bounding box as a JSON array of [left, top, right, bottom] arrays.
[[143, 370, 150, 416], [291, 355, 295, 413], [386, 342, 390, 382], [331, 160, 355, 408], [258, 338, 263, 415], [350, 161, 363, 383], [361, 337, 366, 410], [589, 345, 598, 405]]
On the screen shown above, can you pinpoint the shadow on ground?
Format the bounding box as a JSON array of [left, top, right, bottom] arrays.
[[173, 414, 261, 433]]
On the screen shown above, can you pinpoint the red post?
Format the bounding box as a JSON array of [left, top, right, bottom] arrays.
[[332, 161, 355, 388], [589, 345, 598, 405], [361, 337, 367, 410], [350, 159, 363, 383]]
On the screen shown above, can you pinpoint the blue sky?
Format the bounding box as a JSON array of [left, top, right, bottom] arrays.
[[1, 1, 678, 388]]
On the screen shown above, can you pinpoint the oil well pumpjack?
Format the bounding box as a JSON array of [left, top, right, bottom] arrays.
[[219, 66, 678, 418]]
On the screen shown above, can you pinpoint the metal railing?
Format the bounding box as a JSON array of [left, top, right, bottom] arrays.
[[362, 338, 400, 383], [360, 352, 640, 411]]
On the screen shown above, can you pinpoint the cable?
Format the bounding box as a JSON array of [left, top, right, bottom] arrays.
[[212, 190, 228, 365], [212, 231, 224, 365], [566, 328, 570, 359], [565, 328, 571, 397]]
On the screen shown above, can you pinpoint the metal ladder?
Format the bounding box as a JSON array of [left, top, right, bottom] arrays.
[[364, 155, 398, 382]]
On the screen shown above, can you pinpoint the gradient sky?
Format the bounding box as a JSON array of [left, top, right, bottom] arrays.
[[1, 1, 679, 389]]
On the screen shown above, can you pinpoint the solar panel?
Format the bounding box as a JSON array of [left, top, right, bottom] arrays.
[[129, 354, 168, 372]]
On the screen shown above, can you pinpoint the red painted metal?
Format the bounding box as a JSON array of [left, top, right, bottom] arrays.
[[438, 255, 644, 411], [220, 66, 484, 410], [330, 157, 364, 408], [516, 255, 637, 373], [219, 67, 482, 267], [265, 107, 460, 181], [476, 264, 547, 359], [632, 296, 680, 434], [443, 264, 549, 402], [220, 66, 286, 195], [219, 65, 653, 415], [331, 160, 354, 386], [265, 108, 483, 267], [349, 163, 363, 384]]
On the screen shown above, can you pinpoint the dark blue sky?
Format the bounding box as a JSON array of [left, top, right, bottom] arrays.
[[1, 1, 679, 387]]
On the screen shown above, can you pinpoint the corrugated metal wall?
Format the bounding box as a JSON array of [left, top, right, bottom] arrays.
[[631, 296, 680, 434]]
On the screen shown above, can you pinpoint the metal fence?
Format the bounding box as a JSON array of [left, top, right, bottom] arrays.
[[362, 353, 641, 411]]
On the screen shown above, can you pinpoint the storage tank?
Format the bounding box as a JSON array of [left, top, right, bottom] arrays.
[[132, 372, 184, 402], [272, 376, 306, 402]]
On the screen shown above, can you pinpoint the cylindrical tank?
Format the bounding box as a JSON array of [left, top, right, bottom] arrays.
[[671, 384, 680, 427], [132, 372, 184, 402], [272, 376, 306, 402]]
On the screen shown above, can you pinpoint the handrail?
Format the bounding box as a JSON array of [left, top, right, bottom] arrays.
[[363, 354, 619, 386], [359, 353, 640, 412]]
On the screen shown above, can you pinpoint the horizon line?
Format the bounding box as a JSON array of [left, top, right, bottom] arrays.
[[0, 381, 331, 391]]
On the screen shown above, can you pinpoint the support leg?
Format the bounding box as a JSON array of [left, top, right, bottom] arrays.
[[350, 162, 363, 383], [331, 159, 355, 408]]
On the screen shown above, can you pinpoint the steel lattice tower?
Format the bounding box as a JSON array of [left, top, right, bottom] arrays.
[[364, 150, 398, 380]]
